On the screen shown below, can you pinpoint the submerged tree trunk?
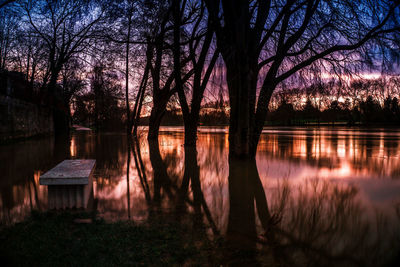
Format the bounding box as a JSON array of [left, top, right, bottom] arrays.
[[147, 100, 167, 141], [183, 111, 200, 146], [226, 156, 273, 263]]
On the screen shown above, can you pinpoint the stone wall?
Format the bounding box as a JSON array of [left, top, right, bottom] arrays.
[[0, 95, 53, 143]]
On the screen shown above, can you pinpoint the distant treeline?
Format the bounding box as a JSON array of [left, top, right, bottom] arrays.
[[138, 109, 229, 126], [159, 77, 400, 127], [267, 77, 400, 126], [146, 93, 400, 127], [156, 95, 400, 126], [267, 96, 400, 126], [3, 68, 400, 128]]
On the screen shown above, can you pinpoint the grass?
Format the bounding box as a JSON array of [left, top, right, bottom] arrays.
[[0, 211, 222, 266]]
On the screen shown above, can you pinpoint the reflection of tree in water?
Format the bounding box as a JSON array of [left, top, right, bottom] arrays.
[[225, 157, 274, 265], [259, 130, 400, 178], [196, 134, 227, 178], [277, 134, 294, 158], [141, 140, 220, 236], [131, 137, 151, 204], [276, 180, 400, 266], [305, 129, 314, 160], [0, 137, 65, 224], [4, 131, 398, 264], [226, 158, 400, 266], [72, 133, 137, 219], [352, 135, 400, 178], [177, 145, 220, 235], [77, 133, 127, 188], [148, 139, 180, 207], [384, 135, 399, 158], [131, 137, 400, 265]]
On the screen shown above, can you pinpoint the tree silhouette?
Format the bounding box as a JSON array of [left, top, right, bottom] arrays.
[[205, 0, 400, 158]]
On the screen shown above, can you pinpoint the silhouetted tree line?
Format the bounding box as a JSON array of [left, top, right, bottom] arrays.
[[268, 77, 400, 125], [268, 96, 400, 125]]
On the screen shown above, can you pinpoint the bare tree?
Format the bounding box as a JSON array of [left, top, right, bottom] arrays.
[[104, 0, 141, 134], [145, 0, 193, 141], [0, 4, 18, 70], [22, 0, 104, 134], [205, 0, 400, 158], [172, 0, 219, 146]]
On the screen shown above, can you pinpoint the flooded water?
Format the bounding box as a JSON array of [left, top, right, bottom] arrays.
[[1, 126, 400, 265]]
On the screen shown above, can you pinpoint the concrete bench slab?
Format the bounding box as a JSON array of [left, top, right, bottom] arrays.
[[39, 159, 96, 209], [40, 159, 96, 185]]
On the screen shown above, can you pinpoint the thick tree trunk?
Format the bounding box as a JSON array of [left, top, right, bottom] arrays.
[[147, 103, 166, 141], [184, 112, 199, 146], [225, 61, 258, 159], [48, 71, 70, 135]]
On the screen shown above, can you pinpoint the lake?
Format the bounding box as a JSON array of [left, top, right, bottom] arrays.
[[1, 126, 400, 265]]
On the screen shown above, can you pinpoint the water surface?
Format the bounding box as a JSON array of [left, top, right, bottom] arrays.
[[1, 127, 400, 265]]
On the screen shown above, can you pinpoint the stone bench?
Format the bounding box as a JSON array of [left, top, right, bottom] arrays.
[[40, 159, 96, 209]]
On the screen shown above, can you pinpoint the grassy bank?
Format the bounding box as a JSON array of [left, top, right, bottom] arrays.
[[0, 211, 222, 266]]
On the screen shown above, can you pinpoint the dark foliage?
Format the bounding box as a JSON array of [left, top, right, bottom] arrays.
[[0, 211, 222, 266], [72, 65, 125, 131]]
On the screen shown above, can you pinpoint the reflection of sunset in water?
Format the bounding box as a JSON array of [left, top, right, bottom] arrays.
[[70, 138, 77, 157], [258, 128, 400, 180], [1, 127, 400, 264], [88, 127, 400, 228], [1, 127, 400, 225]]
